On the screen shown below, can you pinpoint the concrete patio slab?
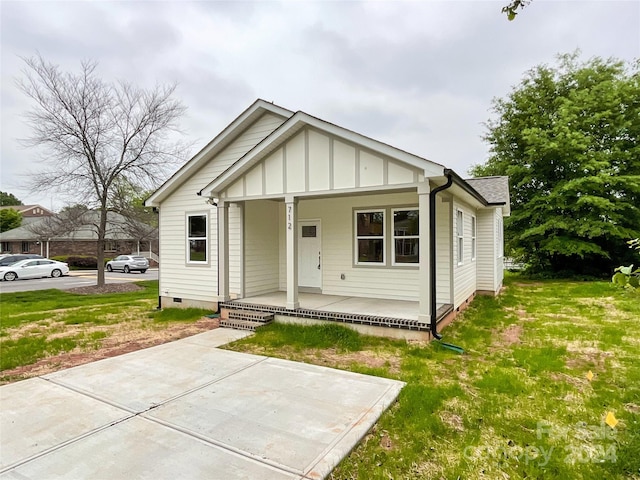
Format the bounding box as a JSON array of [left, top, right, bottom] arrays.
[[1, 416, 300, 480], [0, 328, 404, 480], [0, 378, 130, 471]]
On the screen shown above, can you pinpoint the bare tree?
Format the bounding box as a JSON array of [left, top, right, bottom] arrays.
[[18, 54, 187, 286]]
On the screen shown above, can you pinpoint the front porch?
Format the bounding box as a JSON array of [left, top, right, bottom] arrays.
[[220, 292, 454, 340]]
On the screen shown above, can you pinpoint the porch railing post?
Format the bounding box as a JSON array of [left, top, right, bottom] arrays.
[[285, 196, 299, 310], [417, 182, 431, 324]]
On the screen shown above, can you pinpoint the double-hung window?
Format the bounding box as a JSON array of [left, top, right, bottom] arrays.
[[187, 213, 207, 263], [456, 210, 464, 265], [355, 210, 385, 264], [471, 215, 476, 261], [392, 209, 419, 265]]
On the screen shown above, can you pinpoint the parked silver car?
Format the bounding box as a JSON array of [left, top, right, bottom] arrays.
[[106, 255, 149, 273]]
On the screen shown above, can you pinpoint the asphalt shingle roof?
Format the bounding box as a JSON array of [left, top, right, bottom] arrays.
[[465, 176, 510, 204]]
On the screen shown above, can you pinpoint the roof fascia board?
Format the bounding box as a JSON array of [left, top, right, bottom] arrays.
[[201, 112, 445, 197], [145, 100, 293, 206]]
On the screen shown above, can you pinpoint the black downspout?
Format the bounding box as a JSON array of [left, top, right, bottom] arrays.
[[429, 170, 453, 340]]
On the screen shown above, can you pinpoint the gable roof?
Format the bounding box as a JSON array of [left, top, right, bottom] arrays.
[[0, 204, 54, 216], [465, 176, 510, 214], [145, 99, 293, 206], [200, 110, 445, 197]]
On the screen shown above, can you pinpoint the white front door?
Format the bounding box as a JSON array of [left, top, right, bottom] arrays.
[[298, 221, 321, 289]]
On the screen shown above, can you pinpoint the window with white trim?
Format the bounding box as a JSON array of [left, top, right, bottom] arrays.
[[187, 213, 207, 263], [456, 210, 464, 265], [392, 209, 419, 264], [471, 215, 477, 261], [355, 210, 385, 264]]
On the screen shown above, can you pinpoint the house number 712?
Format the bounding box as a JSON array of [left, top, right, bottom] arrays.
[[287, 205, 292, 230]]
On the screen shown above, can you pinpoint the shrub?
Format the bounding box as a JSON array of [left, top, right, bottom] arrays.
[[51, 255, 99, 269]]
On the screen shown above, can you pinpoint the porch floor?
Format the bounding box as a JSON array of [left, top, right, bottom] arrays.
[[232, 291, 447, 322]]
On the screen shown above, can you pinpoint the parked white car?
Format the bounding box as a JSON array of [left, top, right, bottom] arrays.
[[0, 258, 69, 281], [106, 255, 149, 273]]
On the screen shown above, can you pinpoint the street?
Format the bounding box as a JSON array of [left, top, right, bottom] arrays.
[[0, 269, 158, 293]]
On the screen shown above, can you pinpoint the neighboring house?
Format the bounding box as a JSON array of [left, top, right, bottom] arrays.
[[146, 100, 510, 340], [0, 210, 158, 261], [0, 204, 55, 218]]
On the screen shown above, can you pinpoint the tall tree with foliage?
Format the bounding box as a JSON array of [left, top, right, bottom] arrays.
[[471, 53, 640, 275], [0, 191, 23, 206], [0, 208, 22, 232], [18, 55, 187, 286]]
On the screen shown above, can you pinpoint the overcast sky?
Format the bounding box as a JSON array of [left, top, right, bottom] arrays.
[[1, 0, 638, 210]]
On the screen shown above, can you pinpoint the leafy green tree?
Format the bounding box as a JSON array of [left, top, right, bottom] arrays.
[[471, 53, 640, 275], [0, 208, 22, 232], [0, 191, 23, 206]]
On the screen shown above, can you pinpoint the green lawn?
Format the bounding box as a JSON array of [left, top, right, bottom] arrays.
[[0, 281, 212, 378], [225, 275, 640, 479]]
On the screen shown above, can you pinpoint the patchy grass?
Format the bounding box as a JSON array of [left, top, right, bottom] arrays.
[[149, 307, 213, 323], [0, 281, 219, 382], [225, 275, 640, 479]]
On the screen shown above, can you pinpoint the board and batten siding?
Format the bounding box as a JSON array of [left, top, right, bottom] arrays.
[[157, 113, 286, 304], [452, 199, 477, 307], [221, 127, 422, 200]]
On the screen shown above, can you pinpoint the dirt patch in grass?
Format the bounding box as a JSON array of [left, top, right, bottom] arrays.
[[501, 324, 524, 346], [439, 411, 464, 432], [316, 348, 402, 374], [564, 341, 613, 370], [66, 283, 143, 295], [0, 317, 218, 384]]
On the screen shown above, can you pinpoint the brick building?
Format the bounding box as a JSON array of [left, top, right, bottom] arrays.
[[0, 210, 158, 261]]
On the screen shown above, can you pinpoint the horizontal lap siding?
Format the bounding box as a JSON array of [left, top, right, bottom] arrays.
[[435, 195, 452, 304], [495, 208, 505, 290], [244, 201, 279, 296], [476, 209, 496, 291], [158, 113, 286, 302], [453, 199, 477, 307], [298, 192, 420, 301], [229, 204, 242, 297]]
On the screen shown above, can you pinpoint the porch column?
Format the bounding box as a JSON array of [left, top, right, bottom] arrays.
[[285, 195, 299, 310], [417, 182, 431, 324], [217, 201, 230, 302]]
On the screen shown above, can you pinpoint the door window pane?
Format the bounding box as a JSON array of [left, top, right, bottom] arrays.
[[301, 226, 317, 238]]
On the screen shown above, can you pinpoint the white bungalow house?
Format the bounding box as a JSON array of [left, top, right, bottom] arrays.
[[146, 100, 509, 340]]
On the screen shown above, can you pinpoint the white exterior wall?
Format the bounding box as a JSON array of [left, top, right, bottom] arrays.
[[452, 199, 478, 307], [435, 195, 452, 305], [228, 203, 242, 298], [157, 113, 286, 304], [222, 128, 422, 200], [476, 208, 496, 291], [495, 208, 505, 290], [296, 192, 419, 301], [244, 201, 280, 296]]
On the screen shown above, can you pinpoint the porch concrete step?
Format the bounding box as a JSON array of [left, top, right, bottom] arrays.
[[219, 318, 272, 331], [222, 309, 274, 323]]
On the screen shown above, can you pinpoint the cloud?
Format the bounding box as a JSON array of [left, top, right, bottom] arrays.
[[1, 0, 638, 208]]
